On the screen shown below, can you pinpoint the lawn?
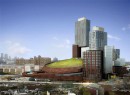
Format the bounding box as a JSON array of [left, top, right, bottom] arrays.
[[46, 58, 83, 68]]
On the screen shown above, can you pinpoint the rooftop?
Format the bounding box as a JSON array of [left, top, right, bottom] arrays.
[[46, 58, 83, 68], [92, 26, 104, 32], [78, 17, 86, 21]]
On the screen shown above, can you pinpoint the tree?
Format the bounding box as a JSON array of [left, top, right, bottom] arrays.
[[41, 83, 55, 93], [78, 87, 91, 95], [72, 85, 91, 95]]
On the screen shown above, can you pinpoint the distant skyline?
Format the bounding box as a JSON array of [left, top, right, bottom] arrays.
[[0, 0, 130, 61]]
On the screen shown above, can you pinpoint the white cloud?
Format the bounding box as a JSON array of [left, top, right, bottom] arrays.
[[108, 34, 121, 41], [5, 41, 31, 56], [122, 24, 130, 31], [65, 39, 70, 44]]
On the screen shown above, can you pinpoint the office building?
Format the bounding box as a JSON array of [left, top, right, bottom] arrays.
[[89, 26, 107, 50], [104, 46, 114, 74], [83, 50, 103, 81], [75, 17, 90, 47], [72, 44, 81, 58]]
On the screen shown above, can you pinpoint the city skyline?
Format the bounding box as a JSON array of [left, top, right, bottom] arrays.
[[0, 0, 130, 61]]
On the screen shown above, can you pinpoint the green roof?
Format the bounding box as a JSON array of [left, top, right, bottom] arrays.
[[46, 58, 83, 68]]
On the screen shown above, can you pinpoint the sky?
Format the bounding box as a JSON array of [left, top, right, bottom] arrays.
[[0, 0, 130, 61]]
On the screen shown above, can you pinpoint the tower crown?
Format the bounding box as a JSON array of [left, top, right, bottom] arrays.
[[78, 17, 86, 21], [93, 26, 104, 32]]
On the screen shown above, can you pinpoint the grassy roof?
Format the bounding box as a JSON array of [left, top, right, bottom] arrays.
[[46, 58, 83, 68]]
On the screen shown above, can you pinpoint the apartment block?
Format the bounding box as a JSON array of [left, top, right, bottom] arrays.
[[83, 50, 103, 81]]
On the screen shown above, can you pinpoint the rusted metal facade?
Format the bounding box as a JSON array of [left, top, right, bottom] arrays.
[[42, 67, 82, 74], [22, 67, 83, 81], [22, 72, 83, 81]]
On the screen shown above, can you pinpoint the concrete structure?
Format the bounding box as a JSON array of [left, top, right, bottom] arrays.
[[0, 64, 43, 74], [0, 64, 24, 74], [72, 44, 81, 58], [89, 26, 107, 50], [83, 50, 103, 81], [75, 17, 90, 47], [104, 46, 114, 74]]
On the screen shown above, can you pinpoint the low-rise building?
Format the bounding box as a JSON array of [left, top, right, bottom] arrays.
[[15, 55, 51, 66]]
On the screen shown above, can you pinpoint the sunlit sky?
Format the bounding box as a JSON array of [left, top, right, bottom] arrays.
[[0, 0, 130, 61]]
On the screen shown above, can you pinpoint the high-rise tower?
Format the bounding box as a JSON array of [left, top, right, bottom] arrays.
[[104, 46, 114, 74], [75, 17, 90, 47], [89, 26, 107, 50]]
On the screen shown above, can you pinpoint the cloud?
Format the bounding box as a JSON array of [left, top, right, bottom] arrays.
[[5, 41, 31, 56], [108, 34, 121, 41], [65, 39, 70, 44], [122, 24, 130, 31]]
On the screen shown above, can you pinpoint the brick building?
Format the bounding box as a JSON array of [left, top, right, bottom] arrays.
[[15, 55, 51, 66], [83, 50, 103, 81]]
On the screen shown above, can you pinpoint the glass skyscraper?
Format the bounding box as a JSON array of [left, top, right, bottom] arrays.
[[75, 17, 90, 47], [89, 26, 107, 50], [104, 46, 114, 74]]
